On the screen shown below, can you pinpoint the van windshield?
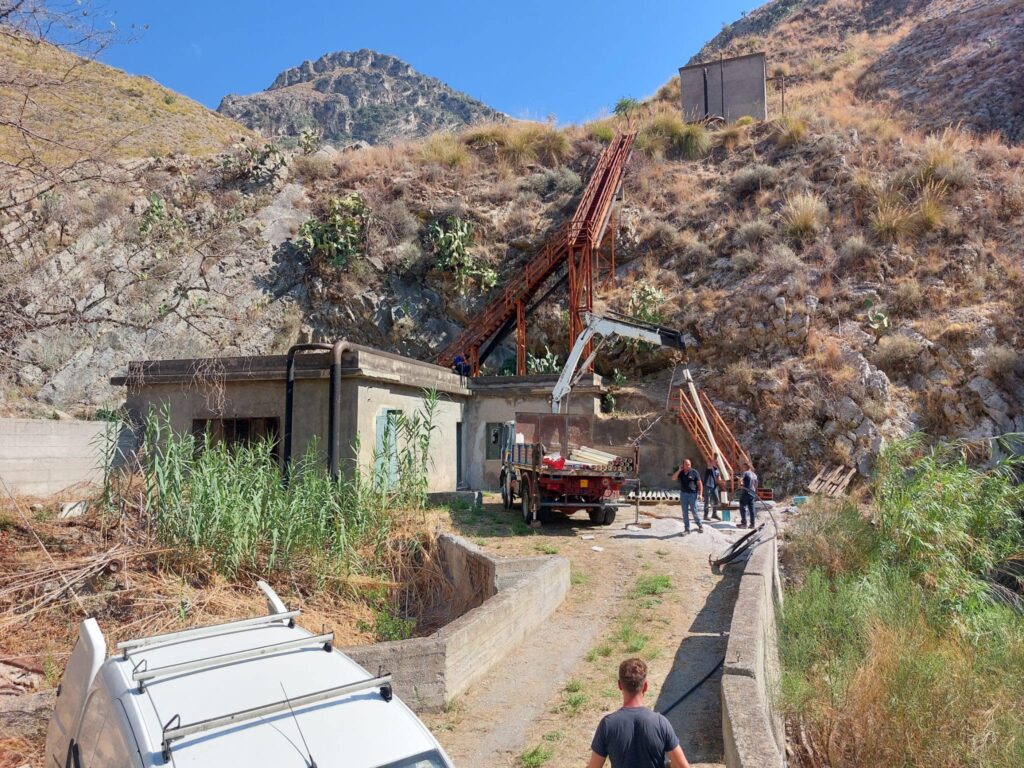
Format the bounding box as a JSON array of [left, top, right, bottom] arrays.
[[375, 750, 449, 768]]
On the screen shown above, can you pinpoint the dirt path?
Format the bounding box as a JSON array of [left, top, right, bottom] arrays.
[[429, 502, 743, 768]]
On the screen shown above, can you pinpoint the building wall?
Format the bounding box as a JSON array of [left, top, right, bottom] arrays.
[[354, 382, 464, 492], [463, 390, 600, 490], [0, 418, 107, 496], [679, 53, 767, 122], [124, 377, 463, 493]]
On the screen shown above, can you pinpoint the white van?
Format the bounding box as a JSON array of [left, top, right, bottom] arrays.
[[45, 582, 453, 767]]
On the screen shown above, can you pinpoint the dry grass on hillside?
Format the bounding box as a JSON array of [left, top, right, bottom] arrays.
[[0, 31, 252, 166]]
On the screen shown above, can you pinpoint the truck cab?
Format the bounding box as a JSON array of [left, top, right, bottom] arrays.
[[45, 583, 453, 768]]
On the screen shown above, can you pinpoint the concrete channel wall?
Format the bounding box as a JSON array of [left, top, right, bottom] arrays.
[[0, 418, 107, 496], [721, 534, 786, 768], [343, 534, 570, 711]]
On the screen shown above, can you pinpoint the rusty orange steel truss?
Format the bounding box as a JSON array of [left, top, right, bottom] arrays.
[[437, 131, 636, 376], [676, 388, 752, 492]]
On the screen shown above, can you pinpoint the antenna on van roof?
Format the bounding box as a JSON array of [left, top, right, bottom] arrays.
[[281, 682, 318, 768]]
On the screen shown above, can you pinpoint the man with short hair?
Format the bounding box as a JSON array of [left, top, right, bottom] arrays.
[[587, 658, 691, 768], [703, 458, 722, 522], [739, 461, 759, 528], [672, 458, 703, 534]]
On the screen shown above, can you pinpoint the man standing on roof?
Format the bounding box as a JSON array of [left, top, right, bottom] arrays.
[[738, 461, 758, 528], [672, 458, 703, 534], [587, 658, 691, 768], [703, 457, 722, 522]]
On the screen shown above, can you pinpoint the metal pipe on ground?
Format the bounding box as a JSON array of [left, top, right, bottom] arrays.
[[284, 340, 350, 481]]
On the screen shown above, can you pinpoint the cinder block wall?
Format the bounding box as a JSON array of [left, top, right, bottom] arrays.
[[721, 535, 786, 768], [0, 418, 108, 496]]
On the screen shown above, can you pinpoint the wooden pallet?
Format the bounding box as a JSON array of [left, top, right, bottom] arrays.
[[807, 465, 857, 498]]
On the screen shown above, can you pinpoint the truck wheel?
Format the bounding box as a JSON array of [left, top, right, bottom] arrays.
[[521, 481, 534, 525], [601, 506, 617, 526], [588, 508, 603, 525], [500, 470, 512, 510]]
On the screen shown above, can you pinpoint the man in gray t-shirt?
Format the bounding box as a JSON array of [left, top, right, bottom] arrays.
[[587, 658, 691, 768]]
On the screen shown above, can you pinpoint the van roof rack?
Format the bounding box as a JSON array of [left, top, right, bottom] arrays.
[[132, 631, 334, 691], [160, 673, 393, 761], [117, 610, 300, 658]]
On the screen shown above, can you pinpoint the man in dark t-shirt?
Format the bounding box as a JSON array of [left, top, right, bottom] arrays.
[[587, 658, 691, 768], [671, 458, 704, 534]]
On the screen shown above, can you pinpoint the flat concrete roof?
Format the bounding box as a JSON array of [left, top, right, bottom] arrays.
[[111, 343, 472, 397], [469, 372, 605, 397]]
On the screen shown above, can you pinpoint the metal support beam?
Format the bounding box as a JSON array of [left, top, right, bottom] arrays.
[[516, 301, 526, 375]]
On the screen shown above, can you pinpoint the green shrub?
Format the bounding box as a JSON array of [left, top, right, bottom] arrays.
[[526, 345, 560, 374], [298, 126, 320, 155], [126, 395, 439, 581], [637, 113, 710, 160], [780, 440, 1024, 767], [427, 216, 497, 293], [295, 194, 368, 268], [221, 138, 286, 183], [628, 281, 666, 324], [518, 744, 553, 767], [613, 96, 642, 118]]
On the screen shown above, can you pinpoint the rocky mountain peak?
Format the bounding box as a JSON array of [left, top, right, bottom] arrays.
[[218, 49, 502, 146], [267, 49, 413, 90]]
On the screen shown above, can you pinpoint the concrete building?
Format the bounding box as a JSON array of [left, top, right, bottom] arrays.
[[113, 344, 696, 494], [679, 52, 767, 123]]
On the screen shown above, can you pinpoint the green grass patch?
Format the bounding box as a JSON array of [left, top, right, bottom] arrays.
[[534, 542, 559, 555], [518, 744, 553, 768], [631, 574, 672, 598]]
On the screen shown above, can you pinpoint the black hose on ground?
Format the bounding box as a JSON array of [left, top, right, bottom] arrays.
[[657, 657, 725, 717], [709, 494, 779, 567]]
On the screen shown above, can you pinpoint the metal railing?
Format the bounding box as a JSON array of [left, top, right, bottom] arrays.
[[436, 131, 636, 373]]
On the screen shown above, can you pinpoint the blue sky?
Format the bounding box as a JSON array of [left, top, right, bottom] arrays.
[[97, 1, 757, 124]]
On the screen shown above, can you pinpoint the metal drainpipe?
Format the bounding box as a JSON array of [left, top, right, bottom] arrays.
[[284, 340, 350, 481]]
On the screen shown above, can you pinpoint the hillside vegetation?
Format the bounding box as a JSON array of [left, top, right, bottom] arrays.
[[2, 0, 1023, 489], [0, 30, 252, 165], [780, 438, 1024, 766]]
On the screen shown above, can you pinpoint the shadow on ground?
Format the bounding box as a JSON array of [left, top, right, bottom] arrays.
[[446, 500, 605, 542], [654, 574, 740, 764]]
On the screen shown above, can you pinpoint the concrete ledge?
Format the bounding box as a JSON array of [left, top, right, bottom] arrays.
[[722, 675, 784, 768], [343, 534, 569, 712], [721, 535, 786, 768]]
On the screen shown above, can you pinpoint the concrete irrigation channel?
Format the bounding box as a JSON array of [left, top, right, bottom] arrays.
[[426, 501, 751, 768]]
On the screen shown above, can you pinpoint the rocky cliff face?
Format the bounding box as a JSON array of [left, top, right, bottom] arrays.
[[217, 49, 503, 145]]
